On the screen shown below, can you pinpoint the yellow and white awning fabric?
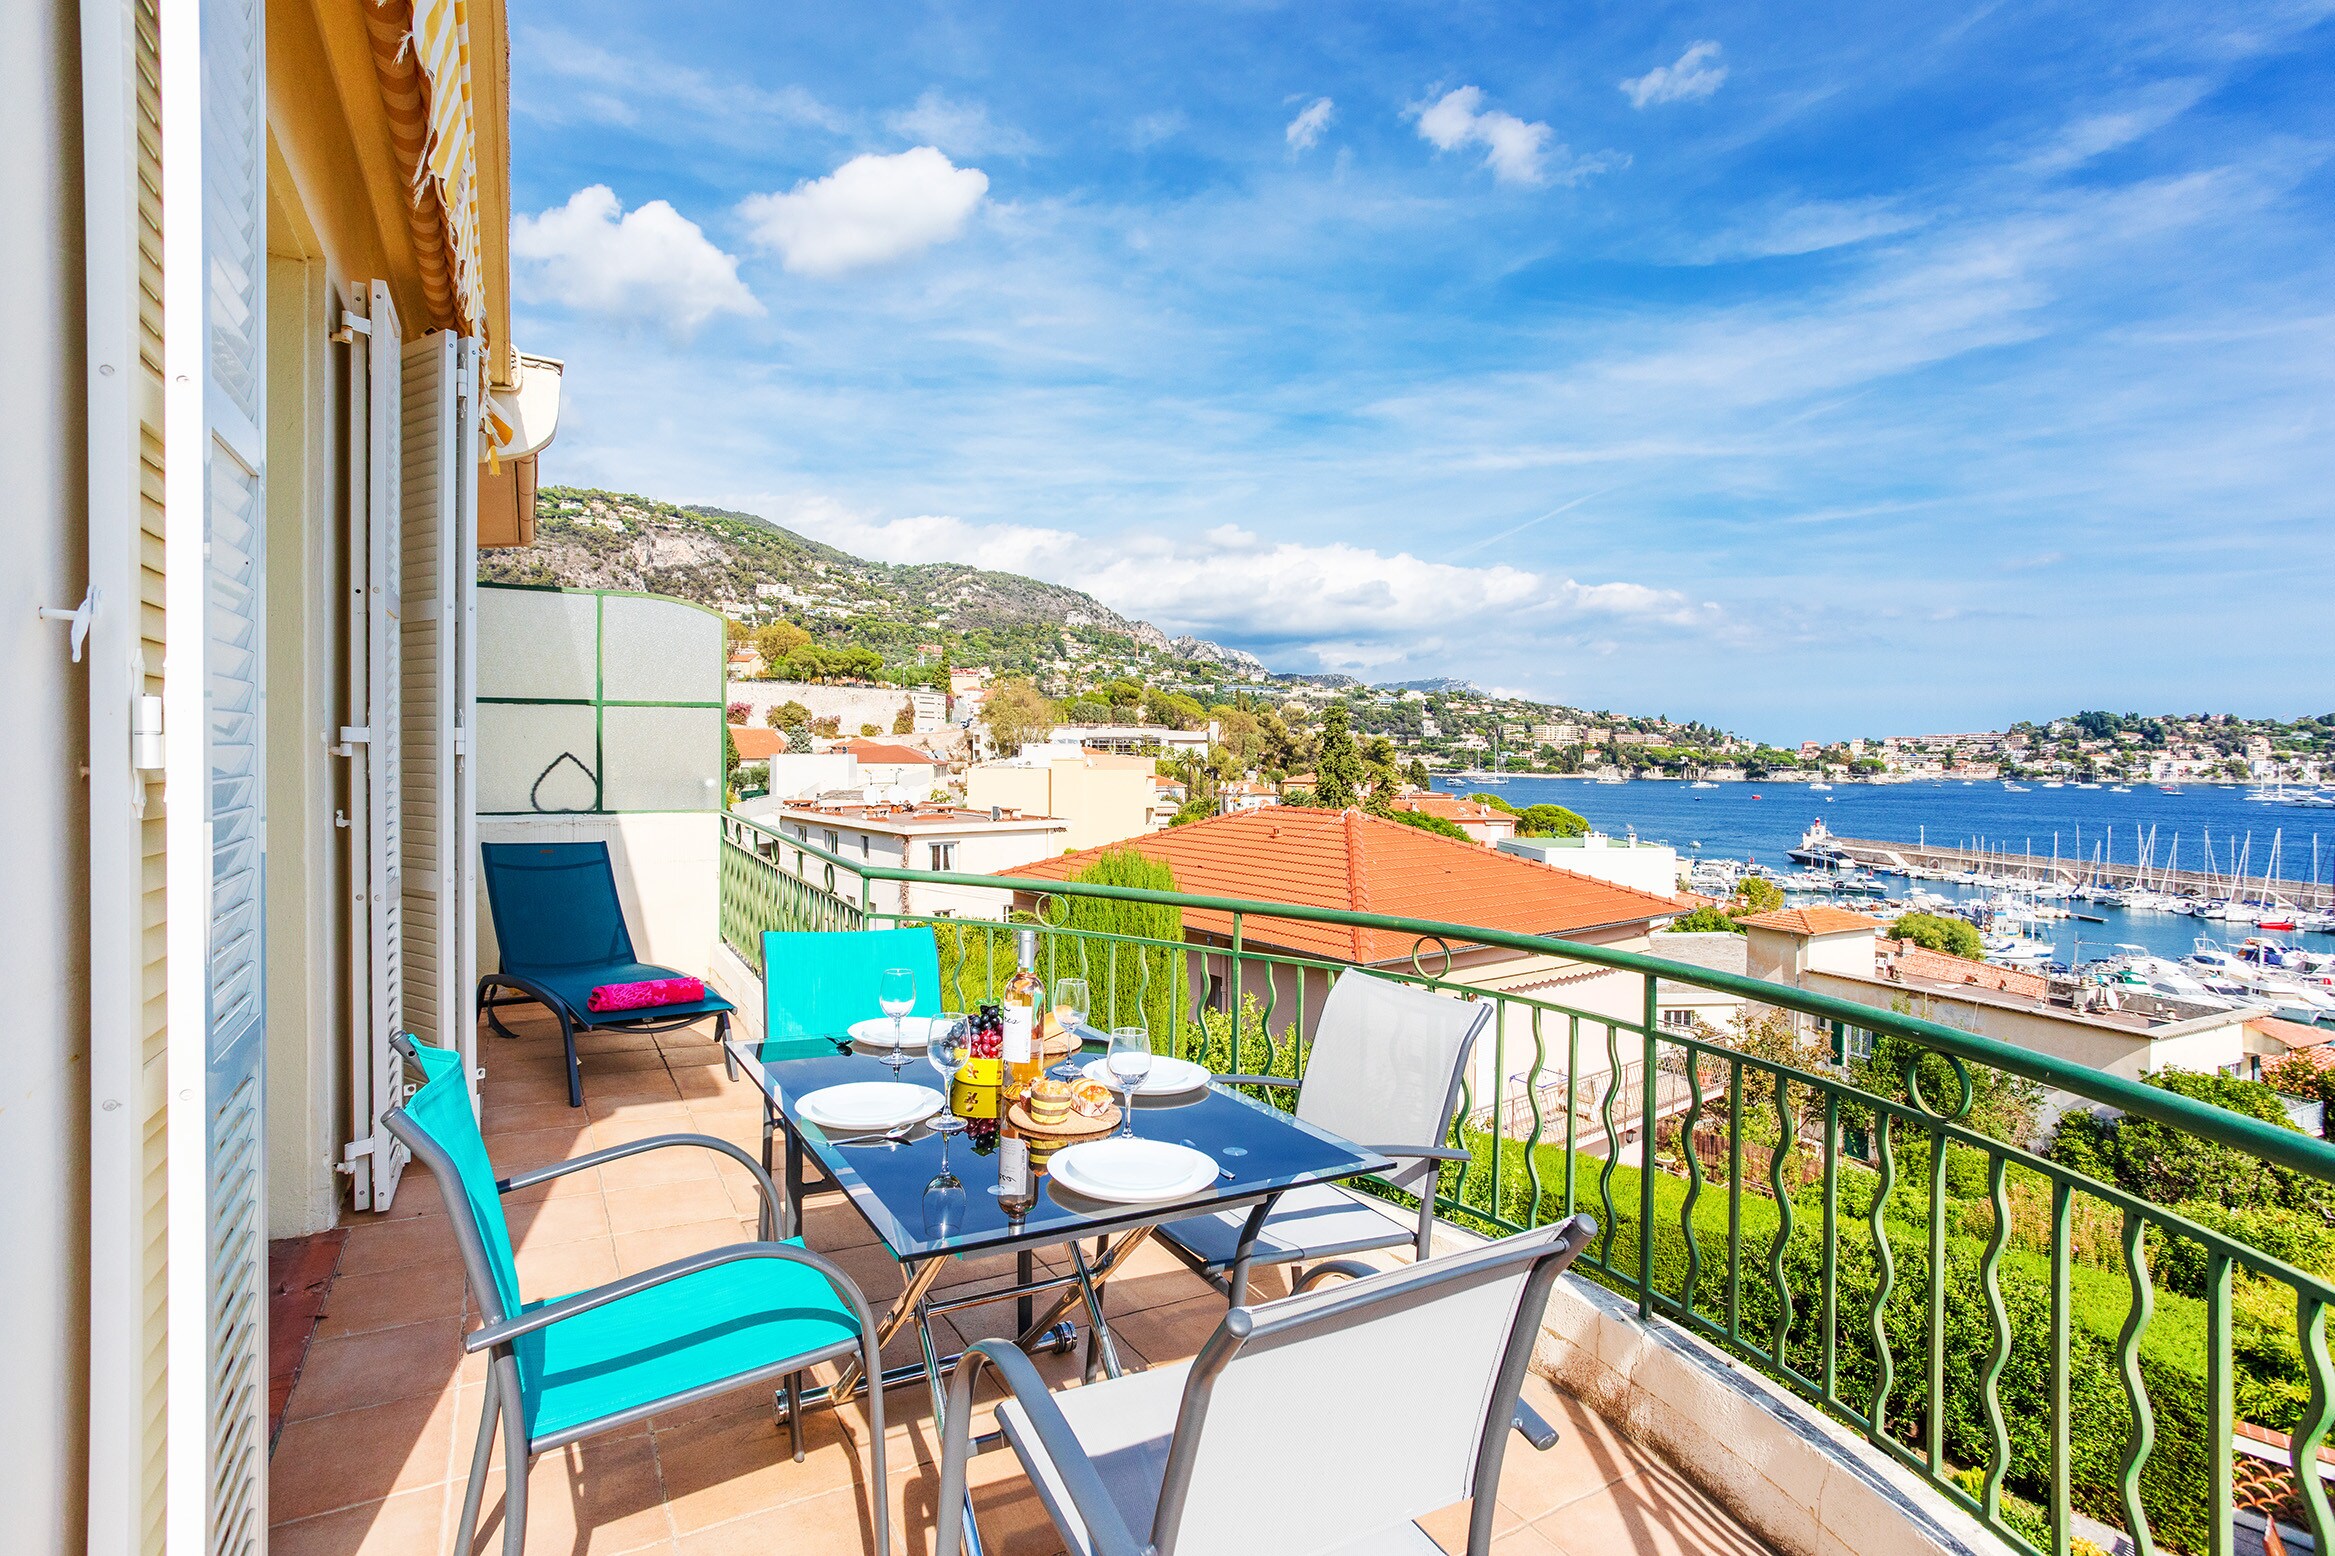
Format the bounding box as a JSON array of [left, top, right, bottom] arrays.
[[362, 0, 487, 343]]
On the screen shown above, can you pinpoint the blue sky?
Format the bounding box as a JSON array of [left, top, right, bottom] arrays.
[[507, 1, 2335, 742]]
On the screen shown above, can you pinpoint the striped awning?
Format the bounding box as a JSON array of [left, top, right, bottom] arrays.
[[362, 0, 487, 342]]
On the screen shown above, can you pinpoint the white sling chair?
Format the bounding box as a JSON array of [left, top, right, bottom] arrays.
[[1158, 970, 1492, 1303], [935, 1214, 1598, 1556]]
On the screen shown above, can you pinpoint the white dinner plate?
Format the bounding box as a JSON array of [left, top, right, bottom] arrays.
[[848, 1015, 945, 1050], [796, 1082, 944, 1134], [1048, 1139, 1220, 1205], [1081, 1055, 1212, 1097]]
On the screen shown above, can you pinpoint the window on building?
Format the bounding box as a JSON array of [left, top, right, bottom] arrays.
[[1660, 1008, 1695, 1030], [1843, 1026, 1874, 1062], [929, 842, 957, 872], [823, 829, 840, 854]]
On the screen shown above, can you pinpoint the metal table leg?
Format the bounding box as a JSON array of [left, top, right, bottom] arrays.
[[1013, 1224, 1158, 1354], [1069, 1240, 1126, 1382], [829, 1255, 949, 1406], [916, 1290, 986, 1556]]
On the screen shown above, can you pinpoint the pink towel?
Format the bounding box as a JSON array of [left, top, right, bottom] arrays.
[[587, 976, 706, 1013]]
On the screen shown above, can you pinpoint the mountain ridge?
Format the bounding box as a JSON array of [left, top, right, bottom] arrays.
[[482, 486, 1269, 678]]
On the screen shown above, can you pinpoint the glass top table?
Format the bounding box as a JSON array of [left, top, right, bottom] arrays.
[[723, 1036, 1394, 1263], [725, 1030, 1394, 1556]]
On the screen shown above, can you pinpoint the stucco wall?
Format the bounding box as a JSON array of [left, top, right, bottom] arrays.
[[1, 2, 93, 1544], [478, 813, 723, 982]]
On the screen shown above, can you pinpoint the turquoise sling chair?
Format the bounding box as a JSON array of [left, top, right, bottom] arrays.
[[382, 1036, 891, 1556], [753, 928, 941, 1189], [478, 840, 737, 1108]]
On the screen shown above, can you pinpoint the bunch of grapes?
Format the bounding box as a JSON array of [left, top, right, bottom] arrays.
[[971, 1003, 1004, 1062], [964, 1117, 999, 1155]]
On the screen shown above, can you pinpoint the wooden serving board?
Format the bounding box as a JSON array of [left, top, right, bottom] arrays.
[[1035, 1026, 1086, 1058], [1007, 1099, 1120, 1139]]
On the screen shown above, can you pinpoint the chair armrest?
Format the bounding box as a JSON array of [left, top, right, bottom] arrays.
[[1364, 1144, 1474, 1164], [935, 1339, 1149, 1556], [1213, 1073, 1298, 1090], [498, 1132, 781, 1229], [465, 1240, 879, 1354], [1513, 1400, 1560, 1451]]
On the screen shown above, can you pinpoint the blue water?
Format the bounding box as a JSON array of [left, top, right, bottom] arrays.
[[1465, 776, 2335, 966]]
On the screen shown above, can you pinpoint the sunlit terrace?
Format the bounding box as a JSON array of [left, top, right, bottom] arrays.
[[267, 1003, 1775, 1556]]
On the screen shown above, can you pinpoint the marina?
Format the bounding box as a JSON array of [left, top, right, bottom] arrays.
[[1462, 774, 2335, 975]]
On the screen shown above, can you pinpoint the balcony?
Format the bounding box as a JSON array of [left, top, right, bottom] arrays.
[[268, 1003, 1773, 1556], [270, 810, 2335, 1556]]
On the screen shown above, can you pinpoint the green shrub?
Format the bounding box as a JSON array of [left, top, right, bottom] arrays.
[[1890, 912, 1986, 960]]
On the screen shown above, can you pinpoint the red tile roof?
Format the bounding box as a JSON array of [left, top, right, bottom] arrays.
[[1000, 806, 1680, 963], [729, 725, 790, 760], [1735, 907, 1889, 936], [841, 739, 939, 765], [1390, 794, 1515, 825]]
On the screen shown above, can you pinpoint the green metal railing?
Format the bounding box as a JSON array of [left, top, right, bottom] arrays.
[[719, 811, 2335, 1556]]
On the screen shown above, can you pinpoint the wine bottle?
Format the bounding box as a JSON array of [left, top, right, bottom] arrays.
[[1001, 928, 1044, 1100]]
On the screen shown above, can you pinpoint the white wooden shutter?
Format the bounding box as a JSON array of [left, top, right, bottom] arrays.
[[161, 0, 269, 1544], [400, 333, 462, 1075], [80, 0, 176, 1543], [342, 282, 408, 1212]]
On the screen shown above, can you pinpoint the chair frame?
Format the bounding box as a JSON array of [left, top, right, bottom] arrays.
[[475, 840, 735, 1107], [934, 1214, 1598, 1556], [1164, 985, 1492, 1304], [382, 1037, 889, 1556]]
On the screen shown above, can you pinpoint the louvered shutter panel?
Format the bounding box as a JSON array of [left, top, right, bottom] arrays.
[[344, 283, 408, 1211], [79, 0, 177, 1542], [171, 0, 271, 1544], [400, 333, 461, 1075]]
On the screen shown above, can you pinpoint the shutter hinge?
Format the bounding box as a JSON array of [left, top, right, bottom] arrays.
[[131, 694, 165, 771], [334, 1137, 376, 1174], [331, 309, 373, 344], [453, 726, 468, 756], [333, 724, 373, 757]]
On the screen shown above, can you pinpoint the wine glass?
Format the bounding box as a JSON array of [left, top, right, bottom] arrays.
[[1051, 978, 1091, 1077], [878, 967, 917, 1077], [928, 1013, 970, 1168], [1107, 1026, 1152, 1138]]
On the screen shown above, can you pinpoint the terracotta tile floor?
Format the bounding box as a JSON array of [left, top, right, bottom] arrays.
[[269, 1009, 1773, 1556]]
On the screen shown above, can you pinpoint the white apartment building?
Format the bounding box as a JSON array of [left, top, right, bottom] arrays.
[[770, 802, 1068, 917]]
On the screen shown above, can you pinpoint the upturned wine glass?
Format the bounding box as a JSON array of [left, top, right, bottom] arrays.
[[1107, 1026, 1152, 1139], [877, 966, 917, 1077]]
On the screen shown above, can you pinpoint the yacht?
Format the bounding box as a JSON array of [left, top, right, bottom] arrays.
[[2110, 784, 2133, 794], [2075, 782, 2101, 790], [2002, 781, 2031, 792], [1808, 780, 1833, 792], [1689, 779, 1718, 790]]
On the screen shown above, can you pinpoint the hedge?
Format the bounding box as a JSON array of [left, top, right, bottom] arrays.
[[1434, 1133, 2309, 1555]]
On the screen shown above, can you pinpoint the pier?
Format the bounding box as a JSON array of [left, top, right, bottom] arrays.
[[1821, 834, 2335, 909]]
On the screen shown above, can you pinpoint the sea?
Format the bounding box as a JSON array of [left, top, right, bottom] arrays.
[[1454, 775, 2335, 967]]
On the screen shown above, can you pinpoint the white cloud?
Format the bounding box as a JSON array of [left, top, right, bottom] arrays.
[[2022, 80, 2210, 174], [1285, 97, 1335, 152], [1621, 41, 1729, 108], [1131, 110, 1187, 149], [737, 493, 1713, 665], [1411, 86, 1624, 188], [737, 148, 989, 276], [885, 90, 1035, 157], [511, 186, 761, 333]]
